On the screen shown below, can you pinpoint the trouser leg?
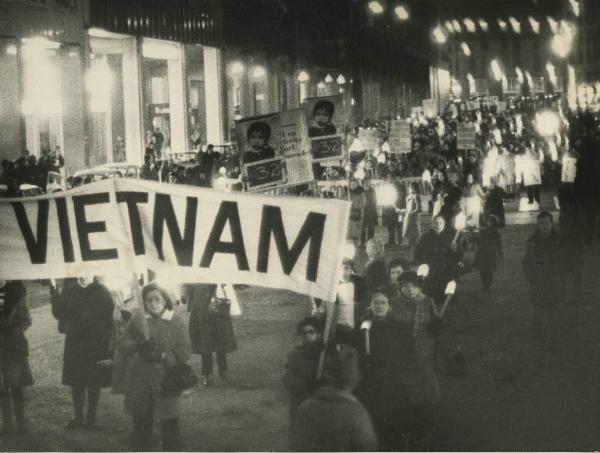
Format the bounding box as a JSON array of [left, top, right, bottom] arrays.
[[71, 386, 85, 422], [132, 402, 154, 452], [480, 269, 493, 289], [160, 417, 181, 452], [86, 386, 101, 427], [11, 388, 26, 432], [0, 388, 13, 432], [216, 350, 227, 377], [527, 187, 534, 203], [201, 352, 213, 377]]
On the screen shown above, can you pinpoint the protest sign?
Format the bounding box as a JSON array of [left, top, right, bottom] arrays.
[[457, 123, 476, 150], [302, 96, 348, 163], [411, 106, 423, 116], [561, 154, 577, 183], [302, 94, 350, 137], [422, 99, 438, 118], [244, 158, 285, 191], [357, 128, 379, 151], [310, 135, 344, 161], [277, 109, 314, 185], [388, 120, 412, 154], [236, 110, 314, 190], [0, 179, 350, 301]]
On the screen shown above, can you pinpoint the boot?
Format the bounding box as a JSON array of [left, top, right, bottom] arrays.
[[13, 400, 27, 434], [0, 397, 14, 434]]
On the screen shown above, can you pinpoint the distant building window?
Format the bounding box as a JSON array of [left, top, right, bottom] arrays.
[[55, 0, 76, 7]]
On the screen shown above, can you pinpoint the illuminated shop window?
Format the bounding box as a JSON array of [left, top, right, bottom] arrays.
[[21, 38, 63, 156]]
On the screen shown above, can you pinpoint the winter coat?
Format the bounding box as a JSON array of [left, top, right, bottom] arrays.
[[348, 190, 366, 240], [356, 314, 416, 447], [186, 284, 237, 355], [0, 281, 33, 389], [474, 227, 503, 272], [291, 386, 378, 452], [53, 282, 114, 388], [282, 342, 322, 420], [120, 308, 192, 420], [415, 229, 460, 301], [484, 187, 506, 227], [363, 187, 378, 227], [522, 229, 565, 306], [391, 293, 441, 406]]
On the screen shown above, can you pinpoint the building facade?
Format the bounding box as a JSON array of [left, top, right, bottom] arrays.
[[0, 0, 433, 174]]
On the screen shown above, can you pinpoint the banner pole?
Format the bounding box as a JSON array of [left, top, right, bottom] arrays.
[[316, 299, 336, 379]]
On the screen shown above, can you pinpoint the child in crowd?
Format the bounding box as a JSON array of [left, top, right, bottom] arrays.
[[473, 214, 503, 292]]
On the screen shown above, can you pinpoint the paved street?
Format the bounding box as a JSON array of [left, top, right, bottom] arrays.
[[3, 205, 600, 451]]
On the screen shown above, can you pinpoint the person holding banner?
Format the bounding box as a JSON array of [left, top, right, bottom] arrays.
[[0, 280, 33, 434], [53, 275, 114, 430], [120, 282, 192, 451]]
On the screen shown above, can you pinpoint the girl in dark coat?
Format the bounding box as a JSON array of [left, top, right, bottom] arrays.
[[186, 284, 237, 385], [483, 177, 506, 228], [473, 214, 503, 291], [0, 280, 32, 433], [356, 290, 416, 451], [53, 275, 114, 430]]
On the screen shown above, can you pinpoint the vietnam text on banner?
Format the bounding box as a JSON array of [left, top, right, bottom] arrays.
[[0, 179, 350, 301]]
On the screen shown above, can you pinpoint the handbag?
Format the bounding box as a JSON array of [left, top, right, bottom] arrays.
[[349, 206, 362, 221], [161, 363, 198, 394], [208, 284, 231, 318]]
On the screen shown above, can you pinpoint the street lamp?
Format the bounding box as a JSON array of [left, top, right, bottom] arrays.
[[464, 18, 476, 33], [461, 42, 471, 56], [336, 74, 346, 85], [297, 70, 310, 83], [528, 17, 540, 34], [478, 18, 489, 32], [324, 73, 334, 83], [368, 0, 384, 15], [251, 65, 266, 79], [230, 61, 245, 76], [432, 26, 447, 44], [394, 5, 409, 21]]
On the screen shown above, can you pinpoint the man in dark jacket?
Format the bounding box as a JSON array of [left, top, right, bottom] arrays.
[[291, 345, 378, 452], [415, 215, 460, 302], [282, 317, 323, 432], [523, 211, 565, 365]]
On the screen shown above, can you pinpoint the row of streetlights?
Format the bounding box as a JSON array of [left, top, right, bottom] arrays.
[[228, 61, 349, 86], [367, 1, 409, 21]]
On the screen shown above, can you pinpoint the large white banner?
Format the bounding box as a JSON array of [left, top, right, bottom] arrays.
[[0, 179, 350, 301]]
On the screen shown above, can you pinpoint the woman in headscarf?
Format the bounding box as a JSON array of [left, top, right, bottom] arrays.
[[119, 282, 192, 451]]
